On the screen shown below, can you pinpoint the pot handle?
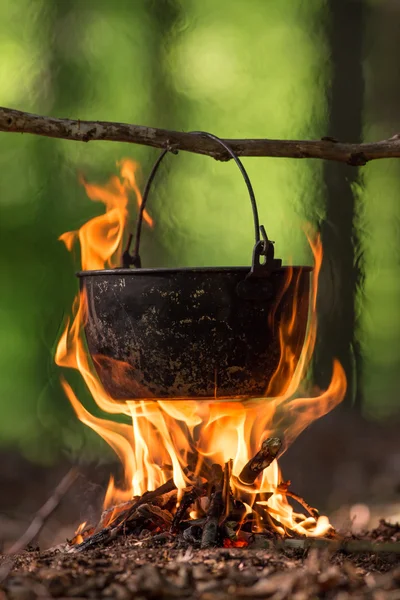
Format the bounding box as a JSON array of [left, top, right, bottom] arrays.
[[122, 131, 281, 276]]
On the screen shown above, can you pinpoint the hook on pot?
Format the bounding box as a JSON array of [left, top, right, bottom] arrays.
[[247, 225, 281, 279]]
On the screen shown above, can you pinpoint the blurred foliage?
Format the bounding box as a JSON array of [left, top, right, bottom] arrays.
[[0, 0, 399, 463], [360, 0, 400, 419]]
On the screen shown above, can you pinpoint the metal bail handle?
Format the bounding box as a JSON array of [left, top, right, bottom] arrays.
[[122, 131, 281, 276]]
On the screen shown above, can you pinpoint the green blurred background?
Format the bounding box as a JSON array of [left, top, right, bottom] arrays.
[[1, 0, 400, 469]]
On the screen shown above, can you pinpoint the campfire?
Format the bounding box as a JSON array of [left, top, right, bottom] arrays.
[[55, 144, 347, 552]]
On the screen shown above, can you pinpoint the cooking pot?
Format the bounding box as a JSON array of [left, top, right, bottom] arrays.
[[78, 133, 312, 400]]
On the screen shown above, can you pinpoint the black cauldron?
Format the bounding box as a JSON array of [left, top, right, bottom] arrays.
[[78, 133, 313, 400]]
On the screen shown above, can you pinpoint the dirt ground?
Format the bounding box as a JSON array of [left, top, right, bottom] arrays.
[[1, 525, 400, 599], [1, 411, 400, 598]]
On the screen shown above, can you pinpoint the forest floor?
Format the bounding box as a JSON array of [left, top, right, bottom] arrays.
[[1, 521, 400, 599], [1, 411, 400, 598]]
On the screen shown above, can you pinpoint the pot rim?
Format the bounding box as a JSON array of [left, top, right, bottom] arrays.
[[76, 265, 313, 277]]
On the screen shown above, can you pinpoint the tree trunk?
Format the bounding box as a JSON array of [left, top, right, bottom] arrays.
[[360, 0, 400, 417], [315, 1, 366, 409], [147, 0, 181, 128]]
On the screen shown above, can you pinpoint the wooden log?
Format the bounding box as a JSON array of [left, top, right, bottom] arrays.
[[201, 491, 225, 549], [238, 438, 282, 486]]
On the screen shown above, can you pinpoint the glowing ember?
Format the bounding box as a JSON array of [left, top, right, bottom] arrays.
[[55, 159, 346, 540]]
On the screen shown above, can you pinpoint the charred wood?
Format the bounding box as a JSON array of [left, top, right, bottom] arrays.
[[277, 482, 319, 520], [122, 478, 177, 523], [222, 459, 233, 520], [201, 491, 225, 549], [72, 525, 119, 553], [182, 524, 203, 545], [238, 438, 282, 486], [210, 464, 224, 489], [73, 478, 177, 552], [135, 503, 173, 527], [227, 499, 248, 524], [170, 486, 203, 533]]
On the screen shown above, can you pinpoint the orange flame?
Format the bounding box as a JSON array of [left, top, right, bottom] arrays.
[[56, 159, 346, 536], [71, 521, 89, 545]]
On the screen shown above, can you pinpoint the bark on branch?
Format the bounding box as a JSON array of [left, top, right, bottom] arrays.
[[2, 106, 400, 165]]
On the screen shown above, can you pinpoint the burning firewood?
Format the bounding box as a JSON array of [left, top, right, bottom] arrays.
[[71, 524, 120, 553], [69, 445, 337, 554], [222, 459, 233, 520], [135, 503, 173, 527], [201, 491, 225, 549], [227, 499, 248, 525], [72, 478, 178, 552], [238, 437, 282, 486], [277, 481, 319, 520], [108, 477, 178, 531], [170, 486, 203, 533], [208, 463, 224, 492]]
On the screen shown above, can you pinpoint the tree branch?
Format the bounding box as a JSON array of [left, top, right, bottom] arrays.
[[7, 468, 79, 555], [1, 106, 400, 165]]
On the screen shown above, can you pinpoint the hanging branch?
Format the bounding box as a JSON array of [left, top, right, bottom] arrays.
[[1, 106, 400, 165]]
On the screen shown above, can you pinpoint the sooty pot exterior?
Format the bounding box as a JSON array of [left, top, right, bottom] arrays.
[[78, 266, 311, 400], [78, 267, 311, 400]]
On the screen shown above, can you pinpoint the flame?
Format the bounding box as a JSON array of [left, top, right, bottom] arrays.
[[71, 521, 88, 545], [56, 159, 346, 536]]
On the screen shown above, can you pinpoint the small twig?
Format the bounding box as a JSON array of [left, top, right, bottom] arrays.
[[130, 478, 176, 509], [284, 491, 319, 520], [2, 106, 400, 164], [222, 460, 233, 520], [118, 478, 177, 527], [238, 438, 282, 486], [7, 468, 79, 555], [101, 498, 137, 522], [170, 486, 202, 533], [73, 478, 178, 552], [71, 525, 118, 553], [113, 479, 177, 529], [279, 538, 400, 554], [277, 482, 319, 520]]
